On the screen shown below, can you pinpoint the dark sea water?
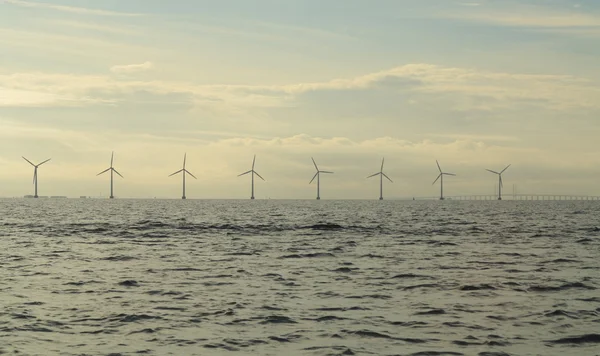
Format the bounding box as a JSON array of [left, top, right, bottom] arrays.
[[1, 199, 599, 356]]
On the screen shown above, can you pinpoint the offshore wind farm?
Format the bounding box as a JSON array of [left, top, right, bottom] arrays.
[[10, 154, 600, 200]]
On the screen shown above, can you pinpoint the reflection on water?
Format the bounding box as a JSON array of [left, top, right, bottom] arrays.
[[1, 199, 599, 355]]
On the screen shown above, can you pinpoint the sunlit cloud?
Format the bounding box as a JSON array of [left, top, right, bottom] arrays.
[[1, 64, 598, 111], [110, 61, 154, 74]]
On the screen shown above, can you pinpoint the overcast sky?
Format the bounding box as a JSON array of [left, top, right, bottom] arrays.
[[1, 0, 599, 199]]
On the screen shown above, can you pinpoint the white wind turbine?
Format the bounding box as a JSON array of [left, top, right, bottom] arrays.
[[238, 155, 264, 199], [432, 160, 456, 200], [97, 152, 123, 199], [22, 157, 51, 198], [310, 157, 334, 200], [486, 164, 511, 200], [169, 153, 197, 199], [367, 157, 393, 200]]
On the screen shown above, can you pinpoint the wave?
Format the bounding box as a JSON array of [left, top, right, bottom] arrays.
[[279, 252, 335, 259], [407, 352, 464, 356], [460, 284, 496, 291], [528, 282, 595, 292], [259, 315, 297, 324], [414, 309, 446, 316], [548, 334, 600, 344]]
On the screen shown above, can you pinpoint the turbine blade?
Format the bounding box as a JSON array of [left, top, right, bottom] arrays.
[[113, 168, 124, 178], [169, 169, 184, 177], [321, 171, 334, 174], [311, 157, 319, 171], [436, 160, 442, 173], [444, 173, 456, 176], [367, 172, 380, 179], [185, 170, 198, 179], [486, 169, 499, 175], [33, 170, 37, 184], [252, 155, 256, 170], [501, 164, 511, 174], [254, 171, 265, 181], [309, 172, 318, 184], [111, 151, 114, 167], [383, 173, 393, 183], [22, 156, 35, 166], [183, 153, 187, 169], [499, 175, 503, 188], [38, 158, 51, 166], [97, 168, 110, 176], [238, 170, 252, 177], [432, 174, 441, 185], [381, 157, 385, 172]]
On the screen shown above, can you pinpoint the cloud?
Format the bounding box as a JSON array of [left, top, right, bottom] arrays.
[[0, 64, 598, 113], [110, 61, 154, 74], [49, 20, 140, 35], [2, 0, 142, 17], [0, 87, 59, 107], [445, 6, 600, 37]]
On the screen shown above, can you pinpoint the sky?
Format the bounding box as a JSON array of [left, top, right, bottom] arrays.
[[1, 0, 599, 199]]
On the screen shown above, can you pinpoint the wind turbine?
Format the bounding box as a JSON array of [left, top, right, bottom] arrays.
[[367, 157, 393, 200], [97, 152, 123, 199], [309, 157, 333, 200], [238, 155, 264, 199], [486, 164, 511, 200], [432, 160, 456, 200], [169, 153, 197, 199], [22, 157, 51, 198]]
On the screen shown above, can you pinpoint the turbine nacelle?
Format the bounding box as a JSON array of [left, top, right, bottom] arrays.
[[367, 157, 393, 182], [309, 157, 334, 184], [169, 153, 197, 179]]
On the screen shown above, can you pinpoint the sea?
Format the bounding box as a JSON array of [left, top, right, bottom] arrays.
[[1, 199, 599, 356]]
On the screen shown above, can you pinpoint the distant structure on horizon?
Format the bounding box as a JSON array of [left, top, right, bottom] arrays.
[[97, 151, 123, 199], [367, 157, 393, 200], [432, 160, 456, 200], [169, 153, 197, 200], [22, 156, 51, 198], [310, 157, 334, 200], [486, 164, 511, 200], [238, 155, 264, 200]]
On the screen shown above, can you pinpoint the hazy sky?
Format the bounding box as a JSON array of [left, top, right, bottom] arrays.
[[1, 0, 599, 199]]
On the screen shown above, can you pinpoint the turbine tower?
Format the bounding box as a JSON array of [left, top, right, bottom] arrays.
[[169, 153, 197, 200], [432, 160, 456, 200], [97, 151, 123, 199], [486, 164, 511, 200], [22, 157, 51, 198], [238, 155, 264, 199], [367, 157, 393, 200], [309, 157, 333, 200]]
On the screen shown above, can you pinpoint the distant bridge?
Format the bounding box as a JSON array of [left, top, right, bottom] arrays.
[[411, 194, 600, 201]]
